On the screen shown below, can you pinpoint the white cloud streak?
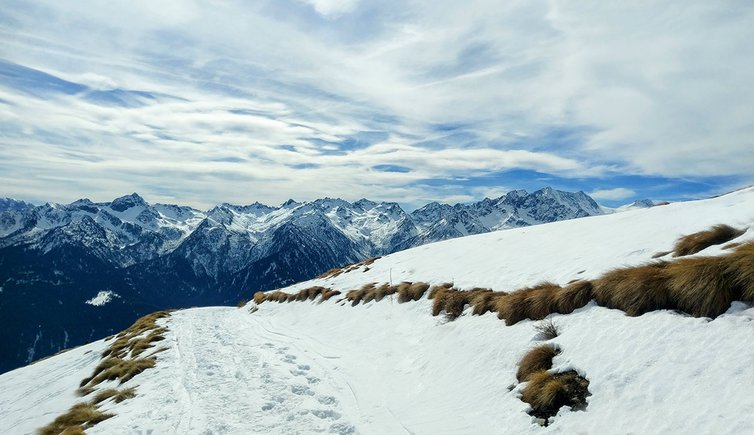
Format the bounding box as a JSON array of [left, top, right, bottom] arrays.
[[1, 0, 752, 208], [589, 188, 636, 201]]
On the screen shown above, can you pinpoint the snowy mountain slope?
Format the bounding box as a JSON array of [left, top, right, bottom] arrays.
[[2, 187, 754, 434], [0, 188, 608, 373]]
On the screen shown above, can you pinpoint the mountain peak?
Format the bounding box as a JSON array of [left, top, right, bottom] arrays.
[[110, 193, 148, 212]]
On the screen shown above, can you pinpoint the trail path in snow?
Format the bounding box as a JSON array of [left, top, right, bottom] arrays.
[[96, 307, 358, 435]]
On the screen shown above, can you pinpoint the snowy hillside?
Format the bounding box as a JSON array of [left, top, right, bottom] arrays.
[[0, 188, 607, 374], [2, 187, 753, 434]]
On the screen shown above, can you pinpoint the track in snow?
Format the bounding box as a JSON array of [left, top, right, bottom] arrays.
[[152, 308, 356, 435]]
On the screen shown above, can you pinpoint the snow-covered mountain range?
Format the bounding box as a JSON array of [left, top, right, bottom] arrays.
[[0, 188, 604, 270], [1, 187, 752, 435], [0, 188, 611, 374]]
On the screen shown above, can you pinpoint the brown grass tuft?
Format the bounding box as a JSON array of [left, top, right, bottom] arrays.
[[521, 370, 590, 423], [552, 280, 593, 315], [320, 289, 341, 302], [398, 282, 429, 303], [92, 387, 137, 404], [83, 357, 157, 387], [673, 224, 745, 257], [346, 283, 374, 306], [534, 319, 559, 340], [317, 256, 382, 279], [592, 263, 671, 316], [727, 241, 754, 303], [496, 283, 561, 326], [129, 329, 167, 358], [470, 290, 507, 315], [374, 283, 395, 301], [37, 403, 114, 435], [516, 345, 559, 382], [666, 256, 734, 318], [253, 292, 267, 304], [427, 282, 453, 300]]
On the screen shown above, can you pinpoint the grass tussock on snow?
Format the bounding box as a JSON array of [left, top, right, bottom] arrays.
[[318, 256, 381, 279], [516, 344, 559, 382], [592, 262, 672, 316], [521, 370, 590, 423], [252, 237, 754, 326], [39, 311, 172, 434], [672, 224, 745, 257], [91, 387, 137, 405], [37, 402, 114, 435]]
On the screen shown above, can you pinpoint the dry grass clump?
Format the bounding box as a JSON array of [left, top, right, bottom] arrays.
[[666, 256, 734, 318], [727, 241, 754, 303], [236, 299, 248, 308], [521, 370, 590, 423], [102, 311, 170, 360], [534, 319, 559, 340], [673, 224, 745, 257], [290, 286, 328, 302], [37, 402, 114, 435], [587, 239, 754, 319], [262, 291, 290, 303], [469, 290, 507, 315], [41, 312, 170, 435], [252, 292, 267, 304], [320, 289, 342, 302], [552, 281, 593, 315], [396, 282, 429, 303], [373, 283, 396, 301], [129, 330, 166, 358], [592, 263, 671, 316], [318, 256, 381, 278], [430, 287, 500, 320], [427, 282, 454, 300], [496, 283, 561, 326], [346, 283, 375, 306], [91, 387, 137, 404], [430, 288, 464, 319], [80, 357, 157, 388], [345, 281, 430, 306], [516, 345, 559, 382]]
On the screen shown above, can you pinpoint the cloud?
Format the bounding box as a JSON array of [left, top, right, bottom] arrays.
[[301, 0, 360, 17], [0, 0, 751, 209], [589, 188, 636, 201]]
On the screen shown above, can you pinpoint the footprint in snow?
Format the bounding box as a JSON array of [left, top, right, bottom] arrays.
[[330, 422, 357, 435], [306, 376, 320, 385], [291, 385, 315, 396], [311, 409, 341, 420], [317, 395, 338, 405], [297, 364, 310, 370], [261, 402, 276, 411], [289, 369, 307, 376]]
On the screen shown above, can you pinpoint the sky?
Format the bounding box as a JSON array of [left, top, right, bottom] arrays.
[[1, 0, 752, 210]]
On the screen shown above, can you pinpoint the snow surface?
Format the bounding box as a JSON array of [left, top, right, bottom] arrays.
[[2, 187, 754, 434], [84, 290, 119, 306]]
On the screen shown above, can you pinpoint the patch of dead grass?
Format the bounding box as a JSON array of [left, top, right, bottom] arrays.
[[521, 370, 589, 423], [592, 263, 671, 316], [516, 345, 559, 382], [673, 224, 745, 257], [37, 403, 114, 435]]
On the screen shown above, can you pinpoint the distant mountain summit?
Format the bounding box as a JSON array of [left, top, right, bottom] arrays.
[[0, 188, 608, 373]]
